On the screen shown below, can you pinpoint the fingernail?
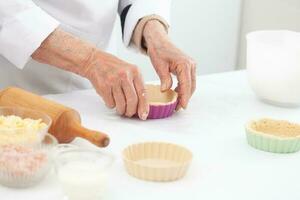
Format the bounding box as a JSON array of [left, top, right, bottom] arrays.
[[141, 112, 148, 120], [161, 83, 167, 91], [106, 103, 114, 108], [181, 104, 188, 110]]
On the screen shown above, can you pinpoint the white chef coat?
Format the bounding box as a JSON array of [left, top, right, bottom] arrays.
[[0, 0, 171, 94]]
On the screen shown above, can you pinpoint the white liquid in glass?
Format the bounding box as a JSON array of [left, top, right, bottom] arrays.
[[58, 161, 108, 200]]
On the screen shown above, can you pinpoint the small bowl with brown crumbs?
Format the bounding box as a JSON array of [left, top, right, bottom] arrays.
[[245, 118, 300, 153]]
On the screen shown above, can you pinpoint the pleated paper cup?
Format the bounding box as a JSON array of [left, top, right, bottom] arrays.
[[245, 118, 300, 153], [146, 85, 178, 119], [123, 142, 193, 182]]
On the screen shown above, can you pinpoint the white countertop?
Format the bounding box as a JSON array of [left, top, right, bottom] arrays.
[[1, 70, 300, 200]]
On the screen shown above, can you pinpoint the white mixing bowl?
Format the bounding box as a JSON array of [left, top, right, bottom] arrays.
[[247, 30, 300, 107]]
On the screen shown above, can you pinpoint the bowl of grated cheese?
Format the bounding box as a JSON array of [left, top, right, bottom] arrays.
[[0, 107, 52, 146]]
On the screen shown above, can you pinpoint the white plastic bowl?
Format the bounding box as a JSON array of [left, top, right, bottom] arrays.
[[247, 30, 300, 107]]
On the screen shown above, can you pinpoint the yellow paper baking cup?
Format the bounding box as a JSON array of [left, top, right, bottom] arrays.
[[123, 142, 193, 182], [245, 118, 300, 153]]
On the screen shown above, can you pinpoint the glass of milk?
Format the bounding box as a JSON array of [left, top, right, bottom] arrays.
[[55, 147, 114, 200], [247, 30, 300, 107]]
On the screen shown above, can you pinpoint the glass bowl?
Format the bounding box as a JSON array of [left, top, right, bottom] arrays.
[[0, 133, 58, 188], [55, 146, 114, 200], [0, 107, 52, 146]]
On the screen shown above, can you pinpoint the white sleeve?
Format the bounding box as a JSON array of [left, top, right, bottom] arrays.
[[118, 0, 171, 46], [0, 1, 60, 69]]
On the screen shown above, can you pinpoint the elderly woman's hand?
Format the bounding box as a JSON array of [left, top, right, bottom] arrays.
[[143, 21, 196, 110], [83, 51, 149, 119], [32, 29, 149, 120]]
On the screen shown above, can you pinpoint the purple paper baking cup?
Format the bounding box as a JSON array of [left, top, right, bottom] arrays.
[[147, 101, 178, 119]]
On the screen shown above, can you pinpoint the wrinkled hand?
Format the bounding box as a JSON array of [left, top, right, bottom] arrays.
[[32, 29, 148, 120], [83, 50, 149, 120], [144, 21, 196, 110]]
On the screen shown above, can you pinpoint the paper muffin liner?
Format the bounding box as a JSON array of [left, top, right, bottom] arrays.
[[123, 142, 192, 182], [145, 85, 178, 119], [245, 119, 300, 153]]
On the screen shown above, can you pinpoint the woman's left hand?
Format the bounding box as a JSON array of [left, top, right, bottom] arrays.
[[144, 20, 197, 110]]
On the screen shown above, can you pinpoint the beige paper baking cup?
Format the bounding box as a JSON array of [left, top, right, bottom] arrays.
[[246, 118, 300, 153], [123, 142, 193, 182]]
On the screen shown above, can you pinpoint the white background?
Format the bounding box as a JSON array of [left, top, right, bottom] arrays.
[[2, 71, 300, 200], [113, 0, 300, 81], [113, 0, 243, 81], [238, 0, 300, 68]]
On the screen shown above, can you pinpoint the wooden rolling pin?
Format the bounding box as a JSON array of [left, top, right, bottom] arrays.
[[0, 87, 109, 147]]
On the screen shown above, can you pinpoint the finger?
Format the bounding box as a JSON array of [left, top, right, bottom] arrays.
[[104, 90, 115, 108], [112, 85, 126, 115], [95, 85, 115, 108], [191, 64, 197, 94], [175, 86, 182, 111], [122, 79, 138, 117], [134, 75, 149, 120], [160, 73, 173, 92], [154, 64, 173, 91], [176, 64, 192, 109]]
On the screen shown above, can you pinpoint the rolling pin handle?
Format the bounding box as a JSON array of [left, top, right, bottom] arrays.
[[68, 122, 110, 147]]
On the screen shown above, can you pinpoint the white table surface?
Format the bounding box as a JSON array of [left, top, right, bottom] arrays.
[[1, 70, 300, 200]]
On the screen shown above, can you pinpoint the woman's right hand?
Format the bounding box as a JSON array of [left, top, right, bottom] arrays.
[[32, 29, 149, 120], [83, 50, 149, 120]]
